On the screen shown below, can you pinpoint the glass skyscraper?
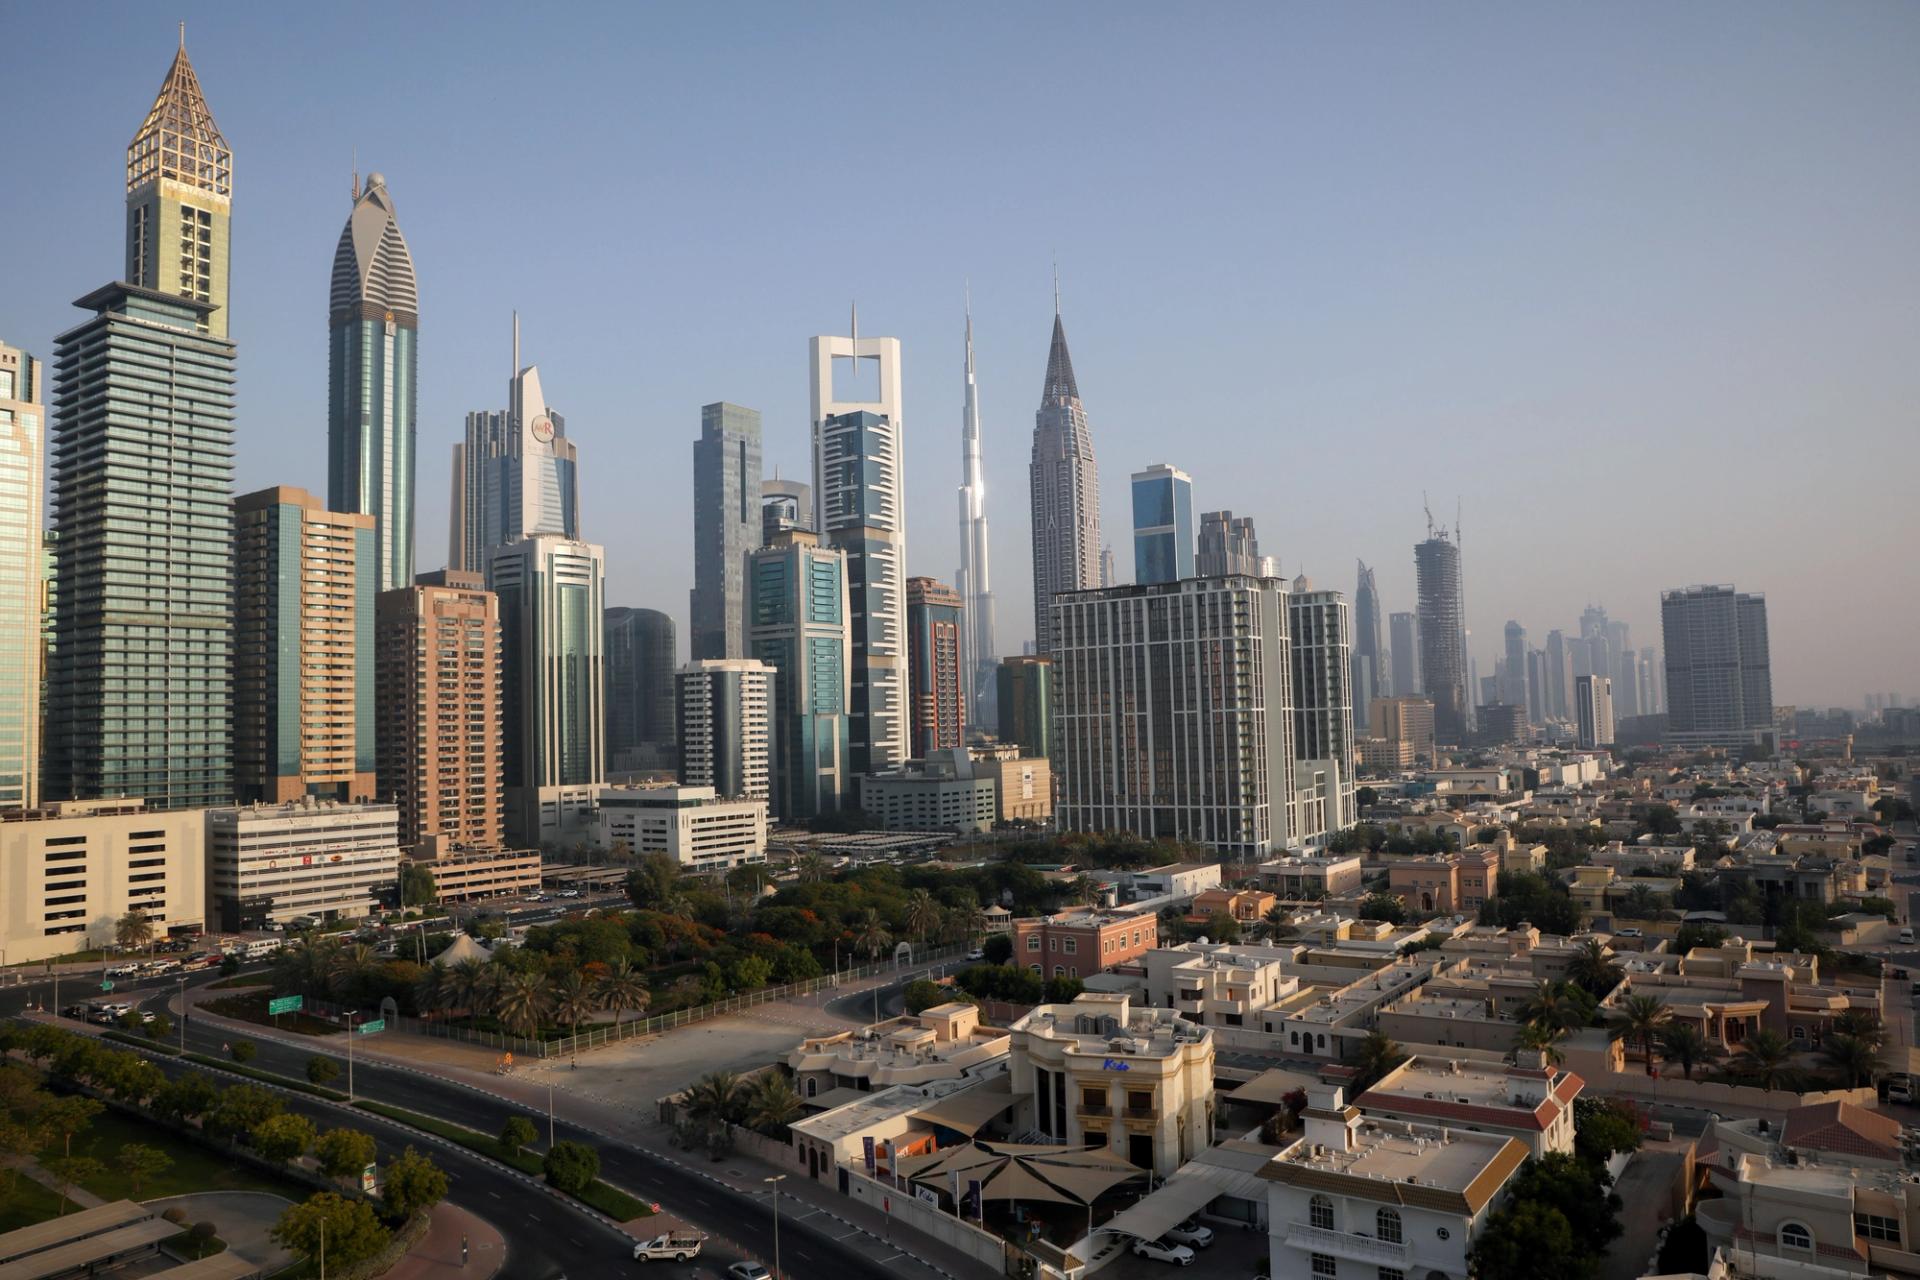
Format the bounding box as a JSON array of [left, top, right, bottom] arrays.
[[327, 172, 419, 592], [690, 402, 762, 661], [0, 342, 44, 809], [748, 531, 849, 821], [604, 606, 678, 773], [1130, 464, 1194, 585], [46, 285, 236, 808]]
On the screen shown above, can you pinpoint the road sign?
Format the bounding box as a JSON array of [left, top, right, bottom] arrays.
[[357, 1019, 385, 1035], [99, 980, 113, 992], [361, 1163, 378, 1193], [268, 995, 303, 1015]]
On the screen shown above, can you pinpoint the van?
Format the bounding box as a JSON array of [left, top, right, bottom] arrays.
[[1900, 928, 1914, 945]]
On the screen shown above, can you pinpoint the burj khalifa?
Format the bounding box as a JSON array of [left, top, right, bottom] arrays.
[[956, 295, 998, 726]]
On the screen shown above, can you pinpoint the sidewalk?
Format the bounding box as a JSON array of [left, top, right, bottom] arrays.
[[383, 1201, 506, 1280], [175, 982, 1000, 1280], [0, 1155, 107, 1210]]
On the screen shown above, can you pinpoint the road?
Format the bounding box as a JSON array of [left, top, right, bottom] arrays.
[[2, 973, 897, 1280]]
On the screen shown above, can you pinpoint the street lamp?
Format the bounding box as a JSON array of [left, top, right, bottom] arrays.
[[346, 1011, 358, 1102], [764, 1174, 786, 1278], [177, 977, 186, 1053]]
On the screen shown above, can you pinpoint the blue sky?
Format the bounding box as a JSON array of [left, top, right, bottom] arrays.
[[7, 3, 1917, 708]]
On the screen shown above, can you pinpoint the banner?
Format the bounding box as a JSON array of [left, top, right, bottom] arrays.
[[863, 1135, 877, 1177]]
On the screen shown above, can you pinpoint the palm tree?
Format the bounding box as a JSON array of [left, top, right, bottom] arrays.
[[795, 851, 828, 884], [492, 970, 550, 1039], [598, 960, 650, 1039], [1348, 1032, 1404, 1089], [953, 902, 989, 945], [1607, 994, 1673, 1076], [1070, 874, 1101, 909], [115, 910, 154, 955], [1565, 939, 1623, 997], [1513, 1022, 1567, 1065], [685, 1071, 745, 1129], [1823, 1033, 1882, 1088], [448, 958, 491, 1018], [1657, 1022, 1720, 1082], [904, 890, 940, 947], [1732, 1029, 1794, 1091], [854, 909, 892, 964], [659, 891, 694, 922], [1834, 1009, 1885, 1050], [1263, 904, 1299, 943], [1517, 981, 1583, 1035], [327, 943, 377, 998], [550, 971, 600, 1059], [413, 962, 450, 1017], [745, 1074, 803, 1135]]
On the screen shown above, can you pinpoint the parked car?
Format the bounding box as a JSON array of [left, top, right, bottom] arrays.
[[1165, 1220, 1214, 1249], [63, 1005, 89, 1019], [966, 947, 986, 961], [727, 1265, 771, 1280], [1614, 927, 1643, 939], [1131, 1238, 1195, 1266]]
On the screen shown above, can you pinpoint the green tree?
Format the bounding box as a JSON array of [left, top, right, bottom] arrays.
[[38, 1095, 102, 1158], [1514, 1021, 1566, 1065], [542, 1140, 600, 1195], [623, 853, 679, 910], [492, 969, 551, 1038], [229, 1039, 257, 1065], [549, 970, 601, 1046], [1565, 939, 1624, 997], [854, 909, 892, 963], [1518, 981, 1585, 1035], [904, 889, 940, 945], [400, 862, 437, 907], [903, 979, 945, 1014], [1732, 1028, 1794, 1091], [1606, 994, 1672, 1076], [314, 1128, 379, 1183], [144, 1013, 173, 1042], [272, 1193, 390, 1269], [306, 1056, 341, 1086], [685, 1072, 745, 1128], [381, 1146, 449, 1221], [1508, 1152, 1624, 1254], [793, 851, 829, 884], [1044, 975, 1084, 1003], [1357, 892, 1408, 925], [982, 933, 1013, 965], [1471, 1200, 1595, 1280], [597, 959, 649, 1038], [207, 1085, 283, 1145], [118, 1144, 172, 1197], [1574, 1096, 1644, 1166], [1823, 1033, 1882, 1088], [154, 1073, 217, 1124], [1657, 1023, 1719, 1082], [744, 1074, 803, 1136], [498, 1116, 537, 1159], [115, 910, 155, 953], [250, 1113, 316, 1163], [43, 1155, 106, 1215], [1347, 1031, 1404, 1089]]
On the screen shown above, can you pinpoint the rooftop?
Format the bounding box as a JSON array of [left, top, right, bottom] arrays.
[[1270, 1116, 1526, 1204], [1360, 1056, 1582, 1132], [1011, 994, 1211, 1059]]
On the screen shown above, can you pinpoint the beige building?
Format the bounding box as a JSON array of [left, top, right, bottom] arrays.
[[0, 801, 206, 962], [597, 785, 766, 871], [1369, 696, 1436, 763], [207, 799, 400, 930], [1009, 992, 1214, 1176], [233, 487, 376, 804], [787, 1003, 1010, 1100], [1356, 1052, 1584, 1159], [375, 570, 505, 851], [0, 341, 42, 813], [971, 748, 1051, 824], [405, 836, 538, 903], [1259, 853, 1365, 899]]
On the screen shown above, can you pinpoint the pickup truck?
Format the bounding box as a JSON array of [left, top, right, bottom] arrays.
[[631, 1233, 704, 1262]]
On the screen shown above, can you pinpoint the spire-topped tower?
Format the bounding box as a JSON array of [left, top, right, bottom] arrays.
[[125, 31, 232, 336], [956, 291, 998, 724], [328, 171, 420, 591], [1028, 285, 1099, 655]]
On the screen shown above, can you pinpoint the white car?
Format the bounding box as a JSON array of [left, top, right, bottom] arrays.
[[966, 947, 985, 961], [1165, 1219, 1214, 1249], [727, 1265, 771, 1280], [1131, 1238, 1195, 1266]]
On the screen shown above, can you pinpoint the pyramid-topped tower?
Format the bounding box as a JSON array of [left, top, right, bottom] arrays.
[[125, 29, 232, 335]]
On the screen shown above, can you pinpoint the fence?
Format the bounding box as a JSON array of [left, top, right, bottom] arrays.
[[309, 943, 971, 1061]]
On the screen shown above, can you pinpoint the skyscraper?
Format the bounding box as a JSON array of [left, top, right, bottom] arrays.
[[1350, 560, 1383, 721], [327, 172, 418, 593], [1639, 646, 1661, 716], [1502, 620, 1529, 720], [124, 33, 231, 336], [490, 535, 604, 844], [1028, 298, 1100, 654], [907, 577, 965, 758], [1197, 512, 1261, 577], [1662, 585, 1773, 744], [451, 318, 579, 571], [1288, 581, 1356, 843], [690, 402, 762, 661], [955, 300, 998, 727], [0, 342, 43, 810], [1414, 527, 1466, 744], [604, 607, 678, 774], [748, 531, 849, 822], [1053, 575, 1298, 857], [376, 569, 504, 852], [1575, 674, 1615, 749], [233, 487, 376, 804], [47, 282, 235, 810], [1389, 611, 1421, 700], [810, 329, 908, 775], [676, 659, 773, 803], [1130, 464, 1195, 585], [1545, 629, 1571, 721], [761, 477, 812, 544], [996, 656, 1052, 759]]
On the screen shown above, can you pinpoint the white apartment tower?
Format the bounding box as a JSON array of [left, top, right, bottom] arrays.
[[1053, 575, 1300, 858], [1288, 580, 1356, 846], [1575, 673, 1615, 749], [675, 658, 773, 803], [810, 326, 909, 775]]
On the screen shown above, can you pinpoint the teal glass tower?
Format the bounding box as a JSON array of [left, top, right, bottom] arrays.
[[748, 530, 849, 822], [1130, 463, 1194, 585], [328, 172, 419, 592], [46, 284, 236, 808]]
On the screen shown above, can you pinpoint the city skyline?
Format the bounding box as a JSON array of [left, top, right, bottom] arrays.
[[5, 8, 1917, 706]]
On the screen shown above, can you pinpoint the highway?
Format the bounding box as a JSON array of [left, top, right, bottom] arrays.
[[0, 973, 898, 1280]]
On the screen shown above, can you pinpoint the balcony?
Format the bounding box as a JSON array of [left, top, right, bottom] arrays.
[[1282, 1223, 1409, 1267], [1076, 1104, 1111, 1119]]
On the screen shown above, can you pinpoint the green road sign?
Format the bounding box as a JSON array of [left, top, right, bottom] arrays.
[[268, 995, 303, 1016], [99, 980, 113, 992], [357, 1019, 385, 1035]]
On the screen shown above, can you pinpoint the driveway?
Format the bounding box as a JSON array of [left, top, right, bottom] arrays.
[[147, 1191, 297, 1271], [1600, 1149, 1687, 1280]]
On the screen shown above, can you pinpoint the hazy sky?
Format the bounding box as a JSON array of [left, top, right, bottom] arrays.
[[7, 4, 1917, 710]]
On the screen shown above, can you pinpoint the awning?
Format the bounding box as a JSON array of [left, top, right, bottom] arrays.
[[802, 1086, 870, 1113], [1226, 1067, 1318, 1106], [899, 1140, 1141, 1206], [1095, 1175, 1218, 1241], [910, 1078, 1014, 1135]]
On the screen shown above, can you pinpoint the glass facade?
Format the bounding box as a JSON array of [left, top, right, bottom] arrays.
[[749, 536, 849, 822], [1130, 466, 1194, 585], [0, 344, 43, 808], [690, 402, 762, 660]]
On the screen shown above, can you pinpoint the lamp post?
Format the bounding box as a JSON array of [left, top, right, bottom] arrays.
[[177, 977, 186, 1053], [765, 1174, 786, 1278], [346, 1011, 358, 1102], [548, 1080, 555, 1147]]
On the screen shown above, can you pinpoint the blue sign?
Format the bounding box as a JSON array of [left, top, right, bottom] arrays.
[[1102, 1058, 1132, 1072]]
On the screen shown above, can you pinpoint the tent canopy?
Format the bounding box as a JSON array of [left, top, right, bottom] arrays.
[[910, 1078, 1015, 1136], [898, 1140, 1142, 1206], [1095, 1175, 1218, 1242]]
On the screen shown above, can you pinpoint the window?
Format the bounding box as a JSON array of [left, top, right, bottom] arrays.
[[1378, 1270, 1405, 1280], [1029, 964, 1041, 974], [1376, 1208, 1402, 1244], [1063, 937, 1077, 954], [1779, 1222, 1813, 1252], [1082, 1089, 1104, 1109], [1027, 935, 1040, 951], [1054, 965, 1066, 977], [1856, 1214, 1900, 1243], [1309, 1195, 1334, 1230], [1127, 1091, 1151, 1112], [1311, 1255, 1337, 1278]]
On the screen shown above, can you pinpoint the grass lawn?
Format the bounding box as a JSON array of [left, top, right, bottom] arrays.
[[204, 991, 341, 1037], [49, 1106, 302, 1202], [0, 1176, 66, 1233], [208, 975, 273, 990]]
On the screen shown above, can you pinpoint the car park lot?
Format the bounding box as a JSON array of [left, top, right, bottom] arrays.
[[1103, 1219, 1267, 1280]]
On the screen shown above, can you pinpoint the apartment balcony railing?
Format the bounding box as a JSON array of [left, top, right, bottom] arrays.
[[1283, 1223, 1410, 1266]]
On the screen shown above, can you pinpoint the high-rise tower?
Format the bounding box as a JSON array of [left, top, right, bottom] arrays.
[[1130, 464, 1195, 585], [328, 172, 419, 592], [907, 576, 965, 758], [955, 299, 997, 726], [1661, 585, 1772, 745], [1351, 561, 1383, 718], [1028, 292, 1100, 654], [0, 342, 43, 810], [690, 402, 762, 660], [749, 531, 849, 822], [1389, 611, 1420, 701], [810, 326, 908, 776], [1414, 523, 1466, 744], [1197, 512, 1261, 577], [125, 30, 232, 337], [451, 318, 579, 572]]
